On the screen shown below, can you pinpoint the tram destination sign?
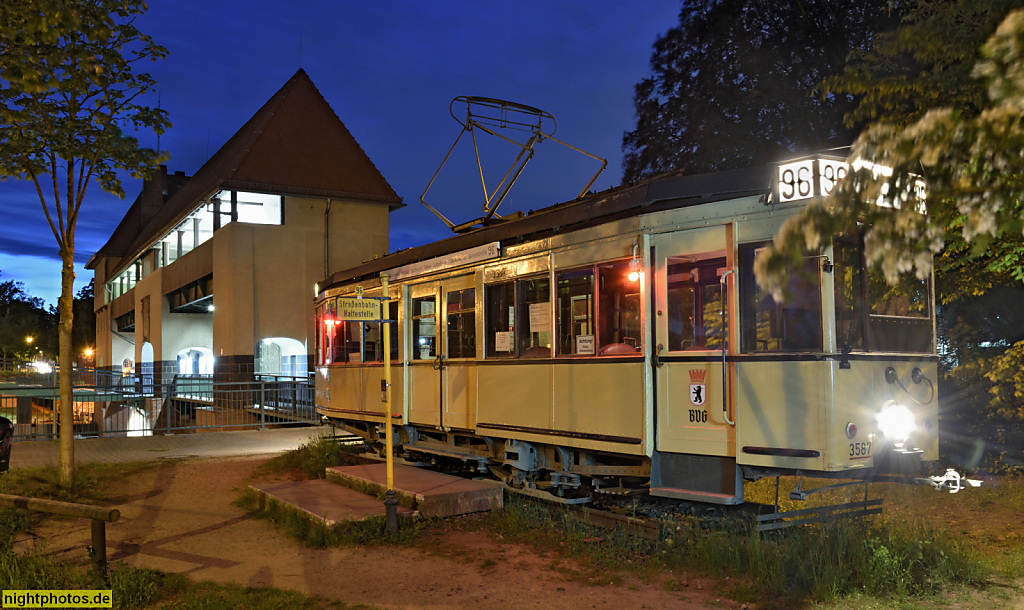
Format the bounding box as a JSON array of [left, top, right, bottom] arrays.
[[773, 155, 926, 212], [336, 297, 382, 321]]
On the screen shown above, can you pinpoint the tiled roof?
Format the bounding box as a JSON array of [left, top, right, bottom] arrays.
[[90, 69, 401, 273]]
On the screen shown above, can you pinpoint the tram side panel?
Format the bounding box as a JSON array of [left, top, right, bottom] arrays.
[[407, 362, 440, 427], [476, 363, 553, 431], [317, 365, 406, 424], [444, 362, 477, 430], [551, 361, 646, 451], [733, 360, 825, 472], [475, 360, 647, 456]]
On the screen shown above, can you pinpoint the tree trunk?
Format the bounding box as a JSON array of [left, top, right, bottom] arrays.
[[58, 246, 75, 487]]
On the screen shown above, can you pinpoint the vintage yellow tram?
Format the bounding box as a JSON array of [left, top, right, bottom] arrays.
[[313, 154, 938, 505]]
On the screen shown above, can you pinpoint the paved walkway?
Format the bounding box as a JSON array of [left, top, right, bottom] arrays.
[[9, 426, 328, 469], [23, 457, 699, 608]]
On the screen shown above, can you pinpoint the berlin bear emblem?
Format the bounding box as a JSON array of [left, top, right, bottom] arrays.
[[688, 369, 707, 406]]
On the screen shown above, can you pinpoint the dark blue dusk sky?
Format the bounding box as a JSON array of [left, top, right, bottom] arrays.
[[0, 1, 681, 304]]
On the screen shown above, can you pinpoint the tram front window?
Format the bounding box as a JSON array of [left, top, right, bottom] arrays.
[[362, 301, 399, 362], [834, 234, 933, 353], [739, 243, 822, 352], [331, 321, 360, 363]]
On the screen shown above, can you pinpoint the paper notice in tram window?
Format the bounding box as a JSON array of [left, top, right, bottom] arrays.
[[529, 302, 551, 330], [576, 335, 595, 355], [494, 331, 512, 352]]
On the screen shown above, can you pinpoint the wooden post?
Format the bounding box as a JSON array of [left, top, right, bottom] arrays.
[[91, 519, 107, 566]]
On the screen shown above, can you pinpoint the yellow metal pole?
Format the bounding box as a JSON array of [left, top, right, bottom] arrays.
[[383, 273, 393, 488], [381, 273, 398, 531]]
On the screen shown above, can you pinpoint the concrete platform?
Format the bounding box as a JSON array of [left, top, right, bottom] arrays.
[[327, 463, 503, 517], [249, 479, 416, 525]]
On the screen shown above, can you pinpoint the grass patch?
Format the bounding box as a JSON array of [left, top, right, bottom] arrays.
[[987, 545, 1024, 582], [483, 492, 987, 606], [150, 577, 376, 609], [253, 432, 369, 480], [484, 496, 658, 585], [0, 551, 371, 609], [0, 517, 156, 609], [0, 461, 162, 504]]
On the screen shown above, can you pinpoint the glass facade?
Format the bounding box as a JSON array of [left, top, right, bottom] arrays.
[[105, 190, 283, 303]]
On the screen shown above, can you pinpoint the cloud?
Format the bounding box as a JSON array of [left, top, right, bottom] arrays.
[[0, 253, 91, 306], [0, 233, 94, 264]]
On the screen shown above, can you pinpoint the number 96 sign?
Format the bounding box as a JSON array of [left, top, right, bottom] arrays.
[[775, 157, 849, 203]]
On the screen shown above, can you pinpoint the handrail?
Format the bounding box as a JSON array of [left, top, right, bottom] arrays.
[[720, 269, 736, 427], [0, 493, 119, 566]]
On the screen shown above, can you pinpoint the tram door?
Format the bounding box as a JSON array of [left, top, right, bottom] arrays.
[[652, 227, 737, 458], [406, 276, 477, 430], [440, 275, 477, 430], [408, 282, 442, 427]]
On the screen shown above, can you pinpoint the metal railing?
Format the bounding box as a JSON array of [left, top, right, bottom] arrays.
[[1, 374, 318, 439], [0, 358, 57, 387]]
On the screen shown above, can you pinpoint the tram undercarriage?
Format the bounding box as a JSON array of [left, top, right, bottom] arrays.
[[330, 415, 954, 512], [332, 418, 650, 499]]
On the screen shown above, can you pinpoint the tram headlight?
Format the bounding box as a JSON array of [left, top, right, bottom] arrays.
[[876, 401, 915, 446]]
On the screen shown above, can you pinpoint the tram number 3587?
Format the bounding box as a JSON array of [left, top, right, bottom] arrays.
[[688, 409, 708, 423], [850, 441, 872, 457]]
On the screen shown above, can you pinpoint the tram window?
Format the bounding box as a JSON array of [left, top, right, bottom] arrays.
[[834, 238, 866, 350], [324, 300, 342, 364], [362, 301, 400, 363], [739, 244, 822, 352], [330, 321, 361, 363], [485, 283, 515, 358], [835, 234, 933, 353], [447, 288, 476, 359], [315, 305, 324, 365], [318, 298, 364, 364], [597, 261, 642, 354], [388, 300, 399, 361], [556, 268, 595, 355], [412, 297, 436, 360], [518, 276, 552, 357], [868, 269, 929, 318], [363, 312, 381, 363], [665, 253, 728, 351]]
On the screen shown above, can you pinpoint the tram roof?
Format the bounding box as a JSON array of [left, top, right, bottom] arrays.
[[321, 163, 773, 289]]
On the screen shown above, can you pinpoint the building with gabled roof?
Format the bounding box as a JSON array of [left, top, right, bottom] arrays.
[[86, 69, 401, 412]]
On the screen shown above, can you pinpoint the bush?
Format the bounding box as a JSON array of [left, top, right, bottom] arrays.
[[258, 432, 365, 480]]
